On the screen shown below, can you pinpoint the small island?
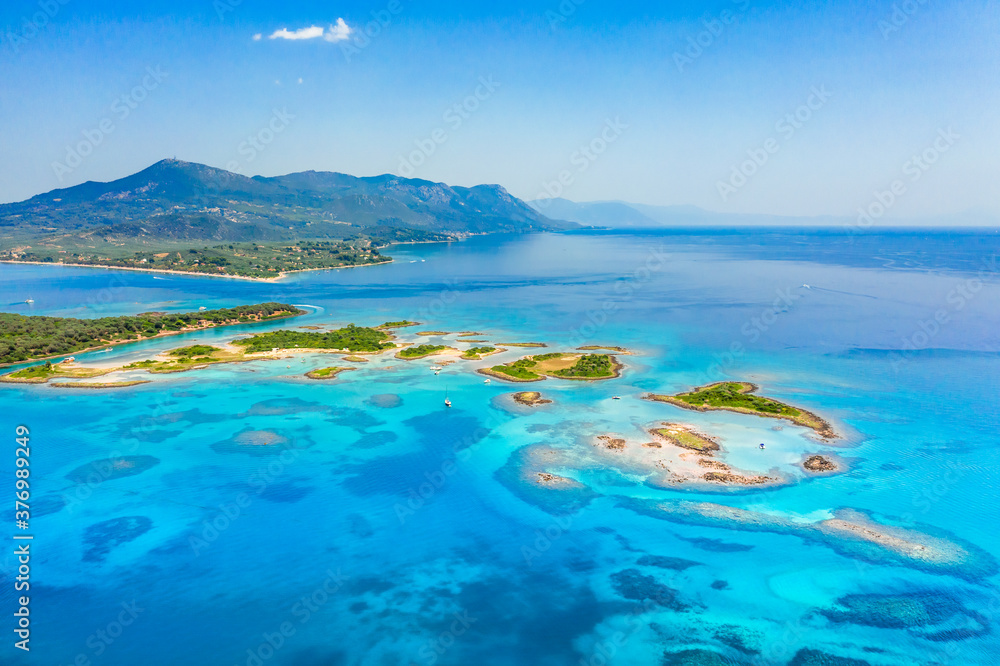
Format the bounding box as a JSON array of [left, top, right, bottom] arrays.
[[342, 355, 369, 363], [462, 346, 504, 360], [233, 326, 395, 354], [378, 321, 421, 330], [496, 342, 548, 348], [650, 423, 720, 455], [482, 353, 622, 383], [416, 331, 451, 337], [645, 382, 836, 439], [578, 345, 631, 354], [305, 367, 356, 380], [396, 344, 455, 360], [803, 455, 838, 473], [49, 380, 151, 389], [513, 391, 553, 406]]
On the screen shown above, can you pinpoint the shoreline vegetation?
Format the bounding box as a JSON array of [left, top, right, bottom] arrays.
[[395, 344, 456, 360], [49, 380, 151, 389], [481, 353, 623, 383], [377, 321, 420, 330], [578, 345, 632, 354], [0, 303, 304, 366], [645, 381, 837, 439], [1, 323, 402, 386], [305, 367, 356, 380], [0, 240, 392, 281], [461, 346, 503, 360], [232, 326, 395, 354]]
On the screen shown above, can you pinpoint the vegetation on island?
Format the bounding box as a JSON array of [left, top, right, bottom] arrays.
[[645, 382, 835, 439], [462, 346, 499, 360], [378, 321, 420, 330], [650, 424, 720, 454], [49, 380, 152, 389], [233, 326, 394, 354], [168, 345, 219, 359], [122, 345, 239, 373], [397, 344, 450, 359], [0, 302, 303, 365], [342, 355, 369, 363], [549, 354, 617, 379], [7, 241, 390, 279], [2, 359, 112, 383], [485, 352, 621, 382], [305, 367, 355, 380], [487, 358, 544, 381]]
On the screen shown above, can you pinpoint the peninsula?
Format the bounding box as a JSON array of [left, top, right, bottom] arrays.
[[0, 303, 304, 366]]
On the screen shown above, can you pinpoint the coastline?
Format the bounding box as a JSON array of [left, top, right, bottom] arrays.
[[0, 309, 305, 369], [0, 257, 394, 283]]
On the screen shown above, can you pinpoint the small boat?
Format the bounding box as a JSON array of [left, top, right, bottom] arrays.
[[612, 396, 621, 400], [445, 387, 452, 408], [759, 443, 766, 450], [24, 298, 34, 304], [484, 379, 491, 384], [435, 370, 441, 375]]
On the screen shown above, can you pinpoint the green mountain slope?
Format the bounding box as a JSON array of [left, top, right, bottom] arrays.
[[0, 159, 568, 246]]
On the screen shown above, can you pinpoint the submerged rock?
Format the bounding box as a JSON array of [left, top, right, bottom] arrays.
[[610, 569, 689, 612], [83, 516, 153, 562], [804, 455, 838, 472], [788, 648, 870, 665], [661, 649, 736, 665]]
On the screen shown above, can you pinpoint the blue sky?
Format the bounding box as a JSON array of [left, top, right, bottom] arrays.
[[1, 0, 997, 219]]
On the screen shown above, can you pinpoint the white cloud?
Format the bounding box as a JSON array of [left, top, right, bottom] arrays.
[[262, 19, 352, 43], [323, 18, 353, 42], [269, 25, 325, 40], [252, 33, 262, 41]]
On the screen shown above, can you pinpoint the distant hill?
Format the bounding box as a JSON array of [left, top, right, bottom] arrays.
[[0, 159, 570, 247], [530, 198, 1000, 228]]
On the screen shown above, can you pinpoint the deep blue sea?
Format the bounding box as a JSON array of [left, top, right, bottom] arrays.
[[1, 228, 999, 666]]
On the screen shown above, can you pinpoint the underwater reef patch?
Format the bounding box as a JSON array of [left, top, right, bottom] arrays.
[[83, 516, 153, 562]]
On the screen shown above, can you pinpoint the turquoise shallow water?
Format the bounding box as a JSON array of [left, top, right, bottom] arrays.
[[1, 229, 999, 665]]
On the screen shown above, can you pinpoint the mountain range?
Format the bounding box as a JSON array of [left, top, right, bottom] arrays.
[[0, 159, 570, 251], [528, 197, 999, 228]]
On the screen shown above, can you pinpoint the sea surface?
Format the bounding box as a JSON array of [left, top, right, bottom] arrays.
[[1, 228, 999, 666]]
